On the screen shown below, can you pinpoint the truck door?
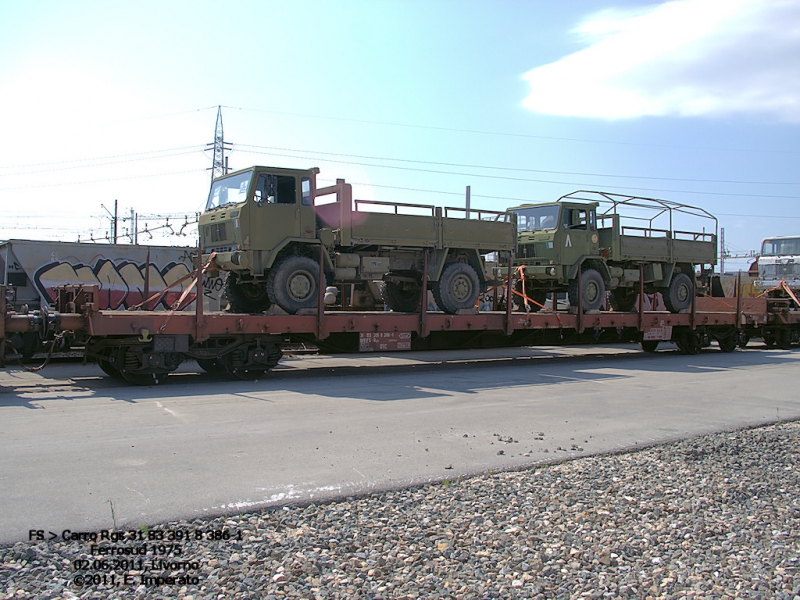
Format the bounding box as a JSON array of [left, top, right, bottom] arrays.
[[251, 173, 315, 251], [560, 206, 599, 267], [299, 176, 316, 239]]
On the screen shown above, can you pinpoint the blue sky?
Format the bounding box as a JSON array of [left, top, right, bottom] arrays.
[[1, 0, 798, 272]]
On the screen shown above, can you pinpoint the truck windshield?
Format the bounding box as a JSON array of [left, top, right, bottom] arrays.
[[762, 237, 800, 256], [512, 205, 560, 232], [206, 171, 253, 210]]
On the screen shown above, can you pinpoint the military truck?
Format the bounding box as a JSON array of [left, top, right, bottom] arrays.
[[508, 190, 718, 313], [200, 166, 515, 314]]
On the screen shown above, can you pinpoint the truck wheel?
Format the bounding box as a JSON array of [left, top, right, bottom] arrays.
[[226, 272, 271, 313], [568, 269, 605, 312], [610, 288, 638, 312], [383, 281, 422, 312], [433, 262, 481, 314], [663, 272, 693, 313], [515, 280, 547, 312], [267, 255, 324, 314]]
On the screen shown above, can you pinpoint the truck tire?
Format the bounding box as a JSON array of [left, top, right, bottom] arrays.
[[663, 272, 693, 313], [610, 288, 638, 312], [515, 280, 547, 312], [568, 268, 605, 312], [383, 281, 422, 312], [267, 255, 324, 314], [433, 262, 481, 314], [226, 272, 271, 313]]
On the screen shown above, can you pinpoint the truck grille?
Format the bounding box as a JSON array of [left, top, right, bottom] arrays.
[[206, 223, 228, 243]]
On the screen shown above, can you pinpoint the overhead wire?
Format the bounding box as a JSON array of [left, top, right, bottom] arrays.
[[0, 149, 206, 177], [239, 143, 800, 187], [221, 104, 800, 155], [0, 144, 207, 171], [315, 177, 800, 220], [0, 168, 207, 192], [239, 148, 800, 201]]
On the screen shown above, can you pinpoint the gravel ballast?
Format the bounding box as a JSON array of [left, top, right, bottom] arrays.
[[3, 421, 799, 599]]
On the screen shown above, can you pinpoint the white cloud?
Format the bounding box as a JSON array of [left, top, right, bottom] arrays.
[[522, 0, 800, 121]]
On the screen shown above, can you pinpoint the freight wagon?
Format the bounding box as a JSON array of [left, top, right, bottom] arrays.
[[1, 260, 797, 385], [0, 239, 224, 360]]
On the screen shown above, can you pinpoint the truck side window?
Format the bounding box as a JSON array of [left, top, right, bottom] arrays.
[[276, 175, 296, 204], [564, 209, 588, 230], [253, 175, 297, 205], [253, 175, 270, 206], [301, 178, 312, 206]]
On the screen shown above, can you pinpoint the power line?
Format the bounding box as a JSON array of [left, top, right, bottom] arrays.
[[239, 143, 800, 187], [119, 106, 219, 123], [0, 145, 206, 171], [316, 178, 800, 220], [0, 149, 205, 178], [222, 104, 800, 155], [243, 149, 800, 201], [0, 169, 206, 192]]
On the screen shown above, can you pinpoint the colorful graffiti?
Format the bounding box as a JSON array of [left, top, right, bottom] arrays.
[[32, 259, 214, 310]]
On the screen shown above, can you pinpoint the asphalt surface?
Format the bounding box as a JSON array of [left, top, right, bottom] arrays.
[[1, 341, 799, 545]]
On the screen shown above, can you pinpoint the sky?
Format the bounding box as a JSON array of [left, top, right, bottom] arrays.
[[1, 0, 799, 273]]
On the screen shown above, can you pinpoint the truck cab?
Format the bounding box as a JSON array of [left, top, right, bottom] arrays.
[[201, 166, 319, 276], [510, 200, 600, 284], [756, 236, 800, 294]]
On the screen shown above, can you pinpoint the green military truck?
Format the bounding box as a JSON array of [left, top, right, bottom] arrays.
[[200, 166, 515, 314], [508, 190, 718, 313]]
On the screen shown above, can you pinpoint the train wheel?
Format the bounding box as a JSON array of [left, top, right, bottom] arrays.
[[267, 255, 323, 314], [97, 358, 125, 380], [6, 331, 42, 363], [640, 340, 659, 353], [717, 335, 738, 353], [221, 342, 282, 380], [197, 358, 225, 374], [433, 262, 480, 314], [383, 281, 422, 312], [675, 332, 701, 355], [121, 371, 161, 386], [776, 329, 791, 349]]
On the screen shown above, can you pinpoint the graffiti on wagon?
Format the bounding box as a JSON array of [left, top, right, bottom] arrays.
[[33, 259, 199, 310]]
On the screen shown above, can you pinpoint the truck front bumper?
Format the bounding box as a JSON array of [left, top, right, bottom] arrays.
[[203, 250, 250, 272]]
